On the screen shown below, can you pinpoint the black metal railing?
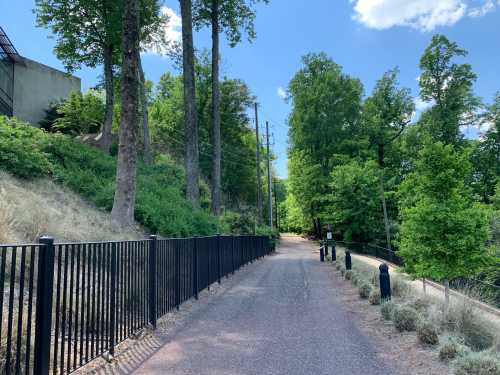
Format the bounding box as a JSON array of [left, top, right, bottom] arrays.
[[0, 235, 273, 375]]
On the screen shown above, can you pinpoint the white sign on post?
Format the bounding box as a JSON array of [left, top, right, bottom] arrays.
[[327, 232, 332, 240]]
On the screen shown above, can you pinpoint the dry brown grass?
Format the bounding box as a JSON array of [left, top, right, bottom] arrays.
[[0, 171, 145, 243]]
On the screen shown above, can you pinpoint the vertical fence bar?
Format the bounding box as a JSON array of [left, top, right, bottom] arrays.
[[109, 242, 117, 356], [193, 238, 199, 300], [148, 236, 157, 328], [217, 234, 222, 284], [34, 236, 55, 375], [175, 244, 181, 309]]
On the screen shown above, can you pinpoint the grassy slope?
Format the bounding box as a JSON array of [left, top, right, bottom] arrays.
[[0, 116, 218, 238]]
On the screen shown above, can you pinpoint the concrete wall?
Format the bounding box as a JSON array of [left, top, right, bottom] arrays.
[[12, 57, 80, 125]]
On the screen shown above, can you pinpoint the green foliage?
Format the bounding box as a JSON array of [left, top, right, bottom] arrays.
[[358, 282, 372, 299], [193, 0, 269, 47], [392, 305, 419, 332], [419, 35, 480, 146], [380, 300, 396, 320], [219, 211, 255, 234], [452, 352, 500, 375], [0, 117, 219, 237], [0, 117, 53, 178], [368, 289, 381, 305], [398, 142, 491, 282], [327, 160, 384, 242], [52, 90, 105, 135], [417, 321, 440, 346]]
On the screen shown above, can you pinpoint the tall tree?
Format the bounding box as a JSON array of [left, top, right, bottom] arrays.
[[362, 69, 414, 250], [36, 0, 164, 153], [35, 0, 121, 152], [180, 0, 201, 206], [419, 35, 480, 146], [287, 53, 364, 234], [398, 142, 491, 307], [111, 0, 141, 226], [193, 0, 269, 215]]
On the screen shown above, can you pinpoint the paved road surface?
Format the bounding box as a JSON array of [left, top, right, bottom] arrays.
[[132, 236, 394, 375]]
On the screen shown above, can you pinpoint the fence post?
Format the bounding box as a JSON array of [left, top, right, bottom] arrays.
[[108, 242, 117, 356], [193, 238, 199, 300], [217, 234, 221, 284], [34, 236, 56, 375], [148, 235, 157, 328], [379, 263, 391, 301], [231, 236, 236, 274]]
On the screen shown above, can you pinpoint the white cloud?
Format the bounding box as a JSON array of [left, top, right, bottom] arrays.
[[143, 6, 182, 55], [277, 87, 287, 100], [414, 97, 434, 112], [350, 0, 496, 31]]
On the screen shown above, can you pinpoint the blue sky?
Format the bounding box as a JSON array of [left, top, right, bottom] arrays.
[[1, 0, 500, 178]]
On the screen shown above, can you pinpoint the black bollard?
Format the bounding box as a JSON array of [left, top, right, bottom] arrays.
[[331, 241, 337, 262], [320, 246, 325, 262], [345, 250, 352, 270], [379, 263, 391, 301]]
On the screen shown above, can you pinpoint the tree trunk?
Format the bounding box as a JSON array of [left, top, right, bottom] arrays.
[[100, 44, 114, 154], [138, 57, 152, 165], [111, 0, 140, 227], [180, 0, 200, 207], [378, 143, 392, 251], [210, 0, 222, 216]]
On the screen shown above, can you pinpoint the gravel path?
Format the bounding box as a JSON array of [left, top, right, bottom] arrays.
[[131, 235, 394, 375]]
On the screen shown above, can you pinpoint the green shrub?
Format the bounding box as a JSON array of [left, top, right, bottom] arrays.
[[439, 337, 468, 362], [369, 289, 381, 305], [393, 305, 419, 332], [340, 266, 346, 276], [408, 297, 431, 314], [452, 352, 500, 375], [0, 117, 220, 237], [351, 272, 361, 286], [381, 301, 396, 320], [391, 276, 411, 298], [359, 282, 372, 299], [417, 321, 440, 346], [0, 116, 52, 178], [344, 270, 353, 280], [446, 302, 496, 351]]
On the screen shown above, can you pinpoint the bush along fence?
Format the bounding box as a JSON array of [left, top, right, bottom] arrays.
[[0, 234, 274, 375], [322, 240, 500, 309]]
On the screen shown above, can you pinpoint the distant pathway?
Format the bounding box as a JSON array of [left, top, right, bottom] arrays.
[[132, 236, 394, 375]]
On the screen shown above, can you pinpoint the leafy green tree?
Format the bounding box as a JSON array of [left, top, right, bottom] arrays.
[[53, 90, 105, 135], [35, 0, 164, 153], [193, 0, 269, 215], [362, 69, 414, 249], [470, 93, 500, 203], [326, 160, 383, 243], [398, 142, 491, 306], [418, 35, 480, 146], [287, 53, 365, 234]]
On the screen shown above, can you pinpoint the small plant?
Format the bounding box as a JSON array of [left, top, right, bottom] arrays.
[[340, 267, 346, 277], [344, 270, 353, 280], [408, 297, 431, 313], [381, 300, 396, 320], [393, 305, 419, 332], [351, 273, 361, 286], [439, 337, 467, 362], [417, 321, 440, 346], [358, 282, 372, 299], [335, 262, 342, 271], [452, 351, 500, 375], [369, 289, 381, 305]]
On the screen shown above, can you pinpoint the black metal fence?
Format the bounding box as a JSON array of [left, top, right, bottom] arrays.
[[335, 241, 404, 266], [0, 235, 273, 375]]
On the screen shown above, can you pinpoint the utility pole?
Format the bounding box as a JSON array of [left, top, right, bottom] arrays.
[[274, 179, 279, 232], [266, 121, 273, 229], [254, 103, 263, 225]]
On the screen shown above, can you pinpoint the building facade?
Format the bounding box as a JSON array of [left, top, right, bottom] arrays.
[[0, 26, 80, 125]]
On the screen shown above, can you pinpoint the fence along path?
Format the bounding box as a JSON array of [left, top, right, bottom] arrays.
[[0, 235, 273, 375]]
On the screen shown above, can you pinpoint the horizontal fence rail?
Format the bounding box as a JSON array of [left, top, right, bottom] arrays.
[[335, 240, 499, 309], [0, 235, 274, 375]]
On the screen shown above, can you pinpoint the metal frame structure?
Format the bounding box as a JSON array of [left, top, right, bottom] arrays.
[[0, 26, 20, 116]]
